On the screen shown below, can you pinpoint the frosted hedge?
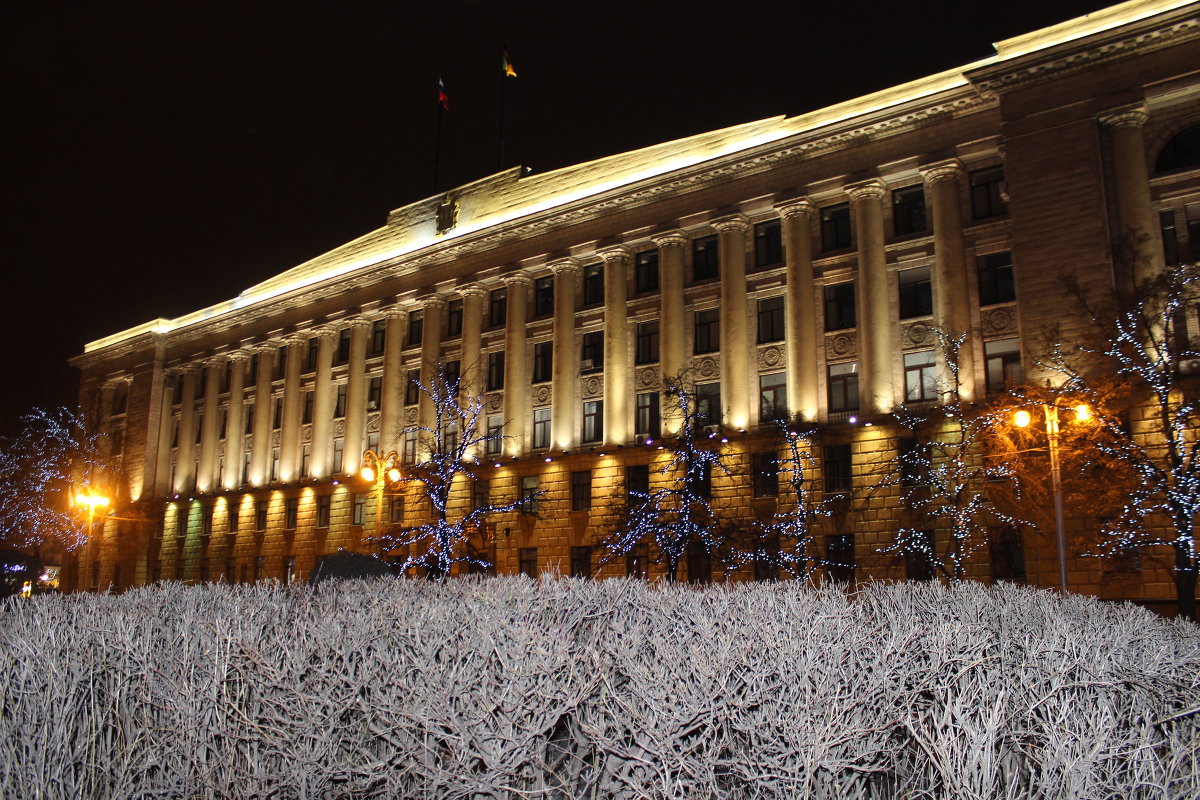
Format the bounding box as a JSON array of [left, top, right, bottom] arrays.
[[1, 578, 1197, 799]]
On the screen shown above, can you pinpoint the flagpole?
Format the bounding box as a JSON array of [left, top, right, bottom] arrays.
[[498, 52, 508, 171], [434, 77, 446, 194]]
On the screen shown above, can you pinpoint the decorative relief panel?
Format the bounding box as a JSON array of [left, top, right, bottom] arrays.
[[272, 431, 281, 447], [485, 393, 503, 412], [635, 367, 659, 390], [404, 408, 418, 425], [901, 321, 933, 350], [334, 419, 345, 437], [982, 305, 1018, 337], [758, 345, 784, 371], [302, 424, 312, 443], [825, 332, 857, 360], [582, 375, 603, 399], [532, 385, 552, 407], [367, 413, 380, 433], [695, 357, 720, 379]]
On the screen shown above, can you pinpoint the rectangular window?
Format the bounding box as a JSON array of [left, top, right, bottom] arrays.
[[520, 476, 540, 515], [406, 311, 424, 347], [823, 444, 852, 495], [906, 530, 936, 581], [446, 299, 463, 337], [334, 384, 348, 418], [336, 328, 352, 365], [300, 444, 311, 478], [305, 338, 319, 373], [582, 400, 603, 443], [754, 219, 783, 268], [570, 546, 593, 578], [402, 430, 417, 464], [694, 309, 720, 354], [828, 362, 859, 413], [990, 526, 1027, 583], [977, 252, 1015, 306], [366, 432, 379, 455], [272, 397, 283, 430], [270, 447, 280, 482], [176, 505, 188, 538], [904, 350, 938, 402], [826, 533, 855, 582], [696, 382, 721, 427], [244, 402, 254, 435], [444, 360, 461, 393], [519, 547, 538, 577], [892, 185, 927, 236], [532, 342, 553, 383], [333, 437, 345, 473], [581, 332, 604, 373], [254, 556, 265, 583], [488, 288, 507, 327], [221, 363, 231, 394], [985, 338, 1023, 392], [571, 470, 592, 511], [821, 203, 851, 251], [370, 320, 387, 356], [202, 503, 214, 537], [899, 267, 933, 319], [247, 354, 259, 385], [255, 500, 268, 531], [688, 462, 712, 500], [302, 390, 314, 424], [752, 451, 779, 497], [283, 556, 296, 585], [759, 372, 788, 421], [218, 409, 227, 440], [582, 263, 604, 306], [687, 540, 712, 584], [824, 283, 856, 330], [757, 296, 785, 343], [352, 493, 366, 526], [532, 408, 552, 449], [404, 369, 421, 406], [635, 321, 659, 365], [316, 495, 331, 529], [970, 166, 1007, 219], [626, 544, 649, 579], [636, 392, 661, 437], [487, 352, 505, 391], [1161, 209, 1180, 265], [635, 251, 659, 293], [485, 415, 504, 455], [229, 503, 239, 533], [692, 235, 719, 281], [195, 413, 203, 444], [274, 347, 288, 380], [242, 449, 251, 486], [472, 479, 489, 511], [389, 495, 404, 524], [1187, 203, 1200, 263], [627, 464, 650, 501], [284, 497, 298, 530], [534, 276, 554, 316], [196, 368, 207, 400], [367, 376, 382, 411]]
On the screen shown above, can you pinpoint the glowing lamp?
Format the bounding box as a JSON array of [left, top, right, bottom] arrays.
[[1074, 405, 1091, 422], [75, 493, 110, 508], [387, 467, 402, 483], [1013, 410, 1032, 428], [848, 416, 857, 424], [360, 466, 376, 482]]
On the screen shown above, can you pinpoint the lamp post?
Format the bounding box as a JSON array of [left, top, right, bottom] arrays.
[[360, 449, 403, 528], [1013, 403, 1090, 595], [74, 491, 111, 536]]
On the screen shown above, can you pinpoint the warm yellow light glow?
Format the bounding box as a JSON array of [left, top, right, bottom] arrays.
[[1013, 410, 1032, 428], [360, 466, 376, 483], [75, 493, 110, 508], [387, 467, 402, 483], [1074, 405, 1091, 422]]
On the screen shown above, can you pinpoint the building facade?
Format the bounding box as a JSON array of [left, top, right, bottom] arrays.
[[71, 0, 1200, 604]]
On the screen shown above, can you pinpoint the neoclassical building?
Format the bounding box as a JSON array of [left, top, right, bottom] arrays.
[[71, 0, 1200, 605]]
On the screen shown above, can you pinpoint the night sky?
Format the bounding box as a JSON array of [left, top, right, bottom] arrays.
[[3, 0, 1105, 436]]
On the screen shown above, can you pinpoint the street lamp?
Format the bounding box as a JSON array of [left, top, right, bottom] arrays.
[[1013, 403, 1091, 595], [360, 450, 403, 528], [74, 491, 110, 534]]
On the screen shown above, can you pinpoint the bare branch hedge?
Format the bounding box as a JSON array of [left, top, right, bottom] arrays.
[[1, 578, 1197, 799]]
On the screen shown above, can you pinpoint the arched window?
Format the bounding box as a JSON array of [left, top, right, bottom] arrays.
[[1155, 125, 1200, 173]]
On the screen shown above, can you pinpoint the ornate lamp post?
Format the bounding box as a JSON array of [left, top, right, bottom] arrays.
[[74, 491, 111, 537], [359, 449, 403, 528]]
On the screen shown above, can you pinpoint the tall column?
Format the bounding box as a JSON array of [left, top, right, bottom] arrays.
[[196, 360, 223, 492], [310, 328, 336, 478], [417, 296, 446, 451], [1100, 104, 1161, 285], [343, 319, 371, 475], [460, 286, 486, 402], [249, 346, 275, 485], [654, 231, 688, 434], [174, 366, 197, 494], [551, 259, 580, 449], [714, 214, 751, 429], [778, 198, 819, 421], [848, 179, 893, 414], [222, 353, 248, 491], [278, 336, 304, 483], [599, 246, 631, 445], [503, 275, 531, 456], [379, 307, 406, 453], [154, 370, 177, 497], [922, 160, 976, 402]]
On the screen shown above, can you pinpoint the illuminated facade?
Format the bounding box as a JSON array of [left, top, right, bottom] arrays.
[[73, 0, 1200, 605]]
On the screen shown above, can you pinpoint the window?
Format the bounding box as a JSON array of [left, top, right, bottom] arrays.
[[334, 384, 347, 418], [389, 495, 404, 524], [532, 342, 553, 383], [333, 437, 345, 473], [406, 311, 424, 347], [752, 452, 779, 496], [446, 299, 463, 337], [532, 409, 551, 449], [202, 503, 214, 537], [367, 376, 382, 411], [687, 540, 712, 584], [626, 544, 649, 579], [985, 338, 1023, 392], [570, 546, 593, 578], [255, 500, 268, 531], [892, 185, 927, 236], [898, 438, 922, 488], [534, 276, 554, 316], [977, 252, 1015, 305], [195, 413, 203, 444], [579, 332, 603, 373], [759, 373, 787, 421], [472, 479, 489, 511], [300, 444, 311, 478], [110, 383, 128, 416], [520, 476, 540, 514], [270, 447, 280, 482], [904, 351, 937, 402], [444, 360, 461, 393], [221, 364, 232, 394], [404, 370, 420, 406], [352, 493, 366, 526], [635, 321, 659, 365], [823, 444, 852, 494], [692, 235, 719, 281], [487, 352, 505, 391], [175, 505, 188, 538], [754, 219, 783, 268], [305, 338, 319, 373], [218, 409, 227, 439], [757, 296, 785, 343], [242, 449, 251, 486], [696, 382, 721, 427], [687, 462, 712, 500], [583, 264, 604, 306], [990, 526, 1027, 583], [402, 430, 417, 464], [443, 422, 459, 455], [316, 495, 331, 529], [1155, 125, 1200, 173], [336, 328, 352, 365], [1161, 209, 1181, 265], [571, 470, 592, 511], [635, 251, 659, 293], [899, 267, 932, 319], [196, 368, 207, 400], [626, 464, 650, 501], [694, 309, 719, 354], [824, 283, 856, 330], [254, 556, 265, 583], [821, 203, 851, 251], [582, 400, 603, 443], [229, 503, 240, 533], [488, 288, 507, 327], [485, 415, 504, 455], [970, 166, 1007, 219], [826, 534, 855, 582], [370, 320, 386, 356], [302, 390, 314, 424], [284, 497, 298, 530], [636, 392, 661, 437], [244, 402, 254, 435], [906, 530, 936, 581], [274, 347, 288, 380], [519, 547, 538, 577], [366, 432, 379, 455], [247, 354, 259, 385], [1188, 204, 1200, 263]]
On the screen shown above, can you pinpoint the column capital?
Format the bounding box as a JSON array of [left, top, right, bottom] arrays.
[[458, 284, 488, 299], [226, 350, 251, 362], [202, 356, 226, 369], [252, 341, 278, 355], [845, 179, 887, 202], [711, 213, 750, 233], [596, 244, 631, 263], [281, 333, 307, 346], [548, 257, 581, 276], [382, 305, 406, 319], [504, 271, 533, 287], [776, 197, 817, 219], [920, 159, 964, 186], [422, 294, 448, 311], [348, 316, 374, 330], [1099, 103, 1148, 128], [651, 229, 688, 248], [309, 324, 339, 338]]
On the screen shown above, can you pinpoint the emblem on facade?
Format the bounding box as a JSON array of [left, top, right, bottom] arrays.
[[485, 393, 503, 412], [272, 431, 281, 447], [334, 419, 345, 437], [435, 194, 459, 236], [302, 425, 312, 443], [533, 385, 552, 406], [582, 376, 603, 399], [635, 367, 659, 389], [696, 357, 719, 378], [826, 332, 857, 360], [758, 346, 784, 370], [982, 306, 1018, 336], [902, 322, 933, 349], [367, 413, 380, 433], [405, 408, 418, 425]]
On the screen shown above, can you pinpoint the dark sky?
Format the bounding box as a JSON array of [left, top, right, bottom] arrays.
[[3, 0, 1105, 435]]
